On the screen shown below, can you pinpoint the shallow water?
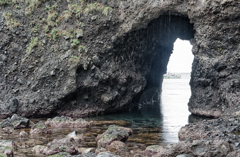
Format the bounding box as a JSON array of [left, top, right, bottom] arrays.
[[0, 74, 211, 156]]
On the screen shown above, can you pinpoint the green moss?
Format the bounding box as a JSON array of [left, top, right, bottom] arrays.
[[0, 153, 7, 157], [71, 55, 78, 59], [0, 0, 9, 6], [25, 0, 45, 15], [26, 37, 39, 53], [147, 145, 159, 150], [47, 11, 58, 27], [71, 39, 80, 47], [32, 123, 46, 129], [51, 28, 58, 41], [102, 7, 112, 16], [3, 12, 20, 29], [47, 152, 70, 157]]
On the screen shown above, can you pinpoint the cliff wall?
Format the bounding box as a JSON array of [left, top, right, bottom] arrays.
[[0, 0, 240, 118]]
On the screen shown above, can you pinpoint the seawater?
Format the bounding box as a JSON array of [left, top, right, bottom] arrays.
[[87, 73, 209, 147], [0, 73, 211, 156]]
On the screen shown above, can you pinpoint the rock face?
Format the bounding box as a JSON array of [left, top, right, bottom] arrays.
[[179, 117, 240, 150], [0, 0, 240, 117]]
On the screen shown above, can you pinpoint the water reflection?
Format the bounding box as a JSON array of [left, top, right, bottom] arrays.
[[139, 87, 162, 118], [160, 73, 191, 145]]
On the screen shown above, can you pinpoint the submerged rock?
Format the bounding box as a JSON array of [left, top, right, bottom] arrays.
[[0, 114, 30, 129], [45, 116, 93, 128]]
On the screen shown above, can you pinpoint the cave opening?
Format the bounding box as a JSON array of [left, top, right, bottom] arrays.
[[132, 14, 195, 118], [160, 38, 193, 143]]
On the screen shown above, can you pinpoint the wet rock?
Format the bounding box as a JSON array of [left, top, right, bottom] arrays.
[[45, 116, 93, 128], [106, 141, 127, 155], [47, 152, 70, 156], [37, 137, 78, 155], [0, 140, 16, 157], [144, 145, 162, 156], [66, 131, 84, 145], [0, 114, 30, 129], [30, 121, 51, 135], [19, 131, 28, 138], [96, 125, 132, 148], [1, 127, 14, 134], [78, 148, 95, 154], [145, 140, 232, 157], [32, 145, 45, 155], [96, 152, 120, 157]]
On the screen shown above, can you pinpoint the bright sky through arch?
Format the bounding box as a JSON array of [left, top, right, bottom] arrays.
[[167, 38, 193, 73]]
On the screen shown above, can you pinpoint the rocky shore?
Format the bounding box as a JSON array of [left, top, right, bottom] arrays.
[[0, 114, 240, 157], [1, 0, 240, 156]]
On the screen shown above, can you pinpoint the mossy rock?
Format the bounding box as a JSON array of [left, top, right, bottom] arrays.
[[0, 153, 7, 157], [32, 121, 47, 129]]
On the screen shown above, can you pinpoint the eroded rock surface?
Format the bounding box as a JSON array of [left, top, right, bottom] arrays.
[[0, 0, 240, 118]]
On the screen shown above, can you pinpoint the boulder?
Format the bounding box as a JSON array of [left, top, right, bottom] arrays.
[[0, 114, 29, 129], [106, 141, 127, 155], [30, 121, 51, 135], [0, 140, 16, 157], [42, 137, 78, 155], [45, 116, 93, 128], [96, 125, 132, 148], [19, 131, 29, 138]]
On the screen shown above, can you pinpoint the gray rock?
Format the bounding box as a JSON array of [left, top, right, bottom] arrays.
[[12, 43, 22, 52], [0, 54, 7, 61], [0, 140, 15, 156], [17, 78, 24, 85], [0, 114, 30, 129], [6, 98, 19, 113], [76, 29, 83, 38], [97, 152, 120, 157]]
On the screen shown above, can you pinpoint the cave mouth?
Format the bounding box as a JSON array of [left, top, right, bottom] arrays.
[[130, 14, 195, 117]]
